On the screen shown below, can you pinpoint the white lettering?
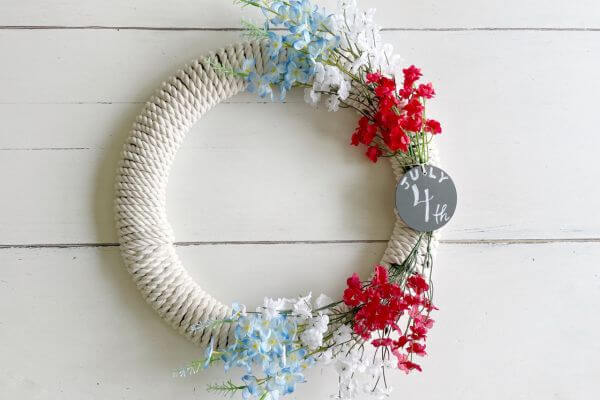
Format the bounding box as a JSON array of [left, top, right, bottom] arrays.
[[412, 185, 434, 223], [409, 168, 420, 181], [433, 203, 449, 224]]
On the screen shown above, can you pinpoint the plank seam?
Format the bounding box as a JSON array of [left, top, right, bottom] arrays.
[[2, 238, 600, 249], [0, 147, 90, 151], [1, 26, 599, 32]]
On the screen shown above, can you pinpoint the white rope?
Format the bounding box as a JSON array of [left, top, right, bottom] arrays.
[[114, 41, 439, 349]]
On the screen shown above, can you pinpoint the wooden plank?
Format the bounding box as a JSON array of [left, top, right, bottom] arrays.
[[1, 93, 599, 244], [2, 30, 600, 105], [0, 30, 598, 243], [0, 103, 396, 245], [0, 242, 598, 398], [1, 0, 599, 29]]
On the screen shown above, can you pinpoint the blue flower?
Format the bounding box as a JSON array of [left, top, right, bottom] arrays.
[[276, 319, 297, 342], [247, 72, 274, 100], [309, 7, 333, 32], [279, 366, 305, 394], [278, 83, 289, 101], [298, 355, 315, 370], [284, 61, 309, 86], [202, 337, 214, 368], [242, 375, 260, 399], [220, 349, 237, 372], [239, 59, 255, 76], [246, 336, 265, 358], [264, 2, 288, 25], [264, 61, 285, 84], [235, 316, 255, 340], [267, 32, 283, 59], [285, 346, 306, 368], [307, 37, 327, 58], [231, 302, 246, 318], [287, 28, 311, 50]]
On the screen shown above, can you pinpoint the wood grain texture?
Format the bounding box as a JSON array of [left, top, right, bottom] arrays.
[[1, 242, 598, 399], [1, 0, 599, 29], [1, 0, 599, 398], [1, 30, 599, 244]]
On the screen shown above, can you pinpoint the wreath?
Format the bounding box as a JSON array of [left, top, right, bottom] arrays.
[[114, 1, 457, 399]]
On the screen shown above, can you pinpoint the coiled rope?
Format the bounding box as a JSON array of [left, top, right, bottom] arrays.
[[114, 41, 438, 349]]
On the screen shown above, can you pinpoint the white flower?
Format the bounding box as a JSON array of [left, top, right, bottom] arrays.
[[350, 52, 368, 73], [326, 95, 340, 112], [315, 293, 333, 309], [261, 297, 285, 320], [312, 314, 329, 333], [300, 327, 324, 349], [337, 79, 350, 101], [324, 65, 342, 87], [304, 87, 321, 105], [292, 292, 312, 319], [333, 324, 352, 345], [300, 314, 329, 349], [317, 348, 333, 364], [313, 62, 326, 87]]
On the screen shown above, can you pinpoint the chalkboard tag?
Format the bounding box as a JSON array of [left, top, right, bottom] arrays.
[[395, 165, 457, 232]]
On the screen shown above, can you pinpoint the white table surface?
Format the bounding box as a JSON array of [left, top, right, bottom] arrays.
[[1, 1, 599, 398]]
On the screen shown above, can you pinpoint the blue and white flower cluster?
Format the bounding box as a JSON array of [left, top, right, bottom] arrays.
[[238, 0, 340, 101], [235, 0, 404, 115], [197, 292, 400, 400], [207, 300, 318, 400]]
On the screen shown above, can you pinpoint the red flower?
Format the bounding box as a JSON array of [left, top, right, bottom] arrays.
[[343, 273, 365, 307], [347, 272, 361, 289], [343, 287, 364, 307], [425, 119, 442, 135], [417, 82, 436, 99], [400, 115, 423, 133], [398, 87, 413, 99], [350, 66, 442, 162], [366, 146, 381, 163], [372, 265, 389, 285], [403, 98, 424, 116], [342, 264, 436, 375], [410, 323, 428, 340], [374, 77, 396, 98], [422, 298, 439, 312], [414, 314, 435, 329], [407, 342, 427, 356], [407, 274, 429, 294], [372, 338, 393, 348], [383, 126, 410, 153], [394, 335, 409, 349], [366, 72, 382, 83], [399, 360, 423, 374], [402, 65, 422, 89], [358, 117, 378, 144]]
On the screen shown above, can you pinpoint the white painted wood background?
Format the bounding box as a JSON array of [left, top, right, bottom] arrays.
[[1, 1, 599, 398]]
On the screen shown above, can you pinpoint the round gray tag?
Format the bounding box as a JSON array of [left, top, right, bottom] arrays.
[[395, 165, 457, 232]]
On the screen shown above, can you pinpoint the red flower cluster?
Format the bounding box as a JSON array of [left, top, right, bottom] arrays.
[[351, 66, 442, 163], [342, 265, 436, 373]]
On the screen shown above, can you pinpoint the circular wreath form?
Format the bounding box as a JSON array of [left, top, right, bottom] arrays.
[[115, 35, 442, 397], [115, 29, 441, 400]]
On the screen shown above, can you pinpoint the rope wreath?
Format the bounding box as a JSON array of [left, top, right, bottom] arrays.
[[114, 41, 439, 350]]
